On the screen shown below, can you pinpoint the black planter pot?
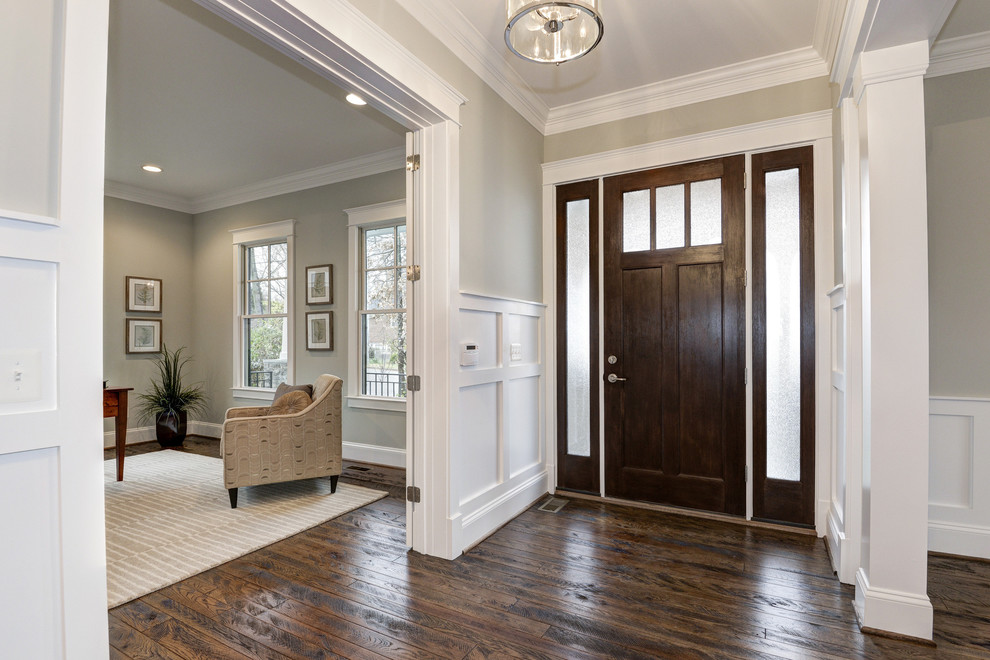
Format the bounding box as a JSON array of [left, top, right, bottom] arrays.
[[155, 410, 187, 447]]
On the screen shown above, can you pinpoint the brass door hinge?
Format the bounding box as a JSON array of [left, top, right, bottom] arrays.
[[406, 154, 421, 172]]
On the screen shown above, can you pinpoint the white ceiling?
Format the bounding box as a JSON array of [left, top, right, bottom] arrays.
[[452, 0, 821, 109], [104, 0, 407, 209], [106, 0, 990, 209]]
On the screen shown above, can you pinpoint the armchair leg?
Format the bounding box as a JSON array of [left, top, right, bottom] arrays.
[[228, 488, 238, 509], [330, 475, 339, 493]]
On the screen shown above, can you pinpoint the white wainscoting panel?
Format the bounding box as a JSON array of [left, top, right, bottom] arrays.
[[826, 285, 857, 582], [450, 293, 547, 553], [929, 397, 990, 559], [454, 382, 501, 506]]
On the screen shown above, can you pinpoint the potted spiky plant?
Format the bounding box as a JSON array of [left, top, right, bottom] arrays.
[[136, 344, 208, 447]]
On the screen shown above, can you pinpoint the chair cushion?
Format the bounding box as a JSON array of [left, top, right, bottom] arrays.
[[268, 390, 312, 415], [273, 382, 313, 402], [311, 374, 335, 401]]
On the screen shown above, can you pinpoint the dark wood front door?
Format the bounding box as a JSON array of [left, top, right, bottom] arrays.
[[603, 156, 746, 514]]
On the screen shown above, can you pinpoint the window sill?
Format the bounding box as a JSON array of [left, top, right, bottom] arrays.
[[346, 395, 406, 412], [231, 387, 276, 401]]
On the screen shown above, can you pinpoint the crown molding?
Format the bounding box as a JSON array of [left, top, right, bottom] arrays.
[[103, 181, 195, 215], [544, 46, 829, 135], [814, 0, 848, 70], [928, 31, 990, 78], [394, 0, 548, 132], [190, 147, 405, 213], [105, 147, 405, 215]]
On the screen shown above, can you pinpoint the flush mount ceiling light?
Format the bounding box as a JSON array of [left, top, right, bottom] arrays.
[[142, 164, 162, 173], [505, 1, 603, 64], [345, 92, 367, 106]]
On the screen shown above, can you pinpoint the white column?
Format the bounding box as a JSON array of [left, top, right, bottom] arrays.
[[852, 40, 933, 640]]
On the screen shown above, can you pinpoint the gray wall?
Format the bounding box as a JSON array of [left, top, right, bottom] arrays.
[[190, 170, 406, 447], [103, 169, 407, 449], [543, 77, 833, 162], [103, 197, 195, 436], [348, 0, 545, 303], [926, 69, 990, 396]]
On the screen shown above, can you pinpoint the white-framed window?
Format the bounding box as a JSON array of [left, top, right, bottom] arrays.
[[345, 200, 407, 412], [230, 220, 295, 399]]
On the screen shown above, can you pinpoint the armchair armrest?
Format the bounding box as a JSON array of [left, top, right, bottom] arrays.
[[224, 405, 269, 419]]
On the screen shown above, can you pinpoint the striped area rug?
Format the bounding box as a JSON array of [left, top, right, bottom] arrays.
[[104, 450, 387, 608]]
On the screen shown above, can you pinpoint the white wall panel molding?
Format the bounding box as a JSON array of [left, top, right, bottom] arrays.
[[450, 292, 547, 553], [543, 110, 832, 185], [545, 47, 828, 136], [929, 31, 990, 78], [929, 397, 990, 559]]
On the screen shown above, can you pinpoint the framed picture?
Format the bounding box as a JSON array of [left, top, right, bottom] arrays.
[[125, 318, 162, 354], [126, 276, 162, 313], [306, 311, 333, 350], [305, 264, 333, 305]]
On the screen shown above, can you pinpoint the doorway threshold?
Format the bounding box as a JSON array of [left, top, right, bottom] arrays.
[[557, 489, 818, 536]]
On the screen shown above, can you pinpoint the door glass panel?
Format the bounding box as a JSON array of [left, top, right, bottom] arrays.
[[655, 184, 685, 249], [765, 168, 801, 481], [690, 179, 722, 246], [566, 199, 591, 457], [622, 190, 650, 252]]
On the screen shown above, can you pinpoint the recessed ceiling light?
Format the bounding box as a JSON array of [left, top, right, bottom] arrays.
[[345, 93, 367, 106], [142, 164, 163, 173]]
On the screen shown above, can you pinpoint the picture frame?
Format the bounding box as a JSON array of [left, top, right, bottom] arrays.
[[305, 264, 333, 305], [126, 276, 162, 313], [306, 311, 333, 351], [125, 318, 162, 354]]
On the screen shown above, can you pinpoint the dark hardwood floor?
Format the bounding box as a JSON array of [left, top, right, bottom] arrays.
[[105, 439, 990, 659]]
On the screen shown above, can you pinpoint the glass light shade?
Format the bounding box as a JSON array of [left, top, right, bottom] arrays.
[[505, 1, 603, 64]]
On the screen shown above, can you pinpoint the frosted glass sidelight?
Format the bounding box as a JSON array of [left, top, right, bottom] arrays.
[[623, 190, 650, 252], [655, 184, 685, 249], [690, 179, 722, 246], [765, 168, 801, 481], [566, 199, 591, 457]]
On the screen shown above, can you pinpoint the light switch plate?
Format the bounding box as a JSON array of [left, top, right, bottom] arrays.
[[510, 343, 522, 361], [0, 350, 43, 403]]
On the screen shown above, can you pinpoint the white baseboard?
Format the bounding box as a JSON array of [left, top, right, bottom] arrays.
[[929, 521, 990, 560], [342, 441, 406, 468], [452, 470, 549, 554], [104, 421, 223, 448], [103, 426, 155, 448], [854, 568, 933, 640], [190, 421, 222, 439]]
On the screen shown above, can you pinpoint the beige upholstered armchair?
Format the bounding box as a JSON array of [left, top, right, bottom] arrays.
[[221, 374, 343, 508]]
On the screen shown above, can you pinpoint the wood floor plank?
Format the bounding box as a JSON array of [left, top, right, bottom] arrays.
[[106, 441, 990, 660], [109, 613, 186, 660]]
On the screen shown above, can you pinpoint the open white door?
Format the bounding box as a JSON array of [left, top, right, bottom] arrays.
[[0, 1, 111, 657]]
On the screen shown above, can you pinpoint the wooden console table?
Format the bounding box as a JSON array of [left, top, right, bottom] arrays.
[[104, 387, 133, 481]]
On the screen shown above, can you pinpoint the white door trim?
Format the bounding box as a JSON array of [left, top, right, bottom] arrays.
[[195, 0, 465, 558]]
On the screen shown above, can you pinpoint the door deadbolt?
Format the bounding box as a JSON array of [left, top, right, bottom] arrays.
[[608, 355, 618, 365]]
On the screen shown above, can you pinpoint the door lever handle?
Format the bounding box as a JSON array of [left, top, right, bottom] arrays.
[[606, 373, 627, 383]]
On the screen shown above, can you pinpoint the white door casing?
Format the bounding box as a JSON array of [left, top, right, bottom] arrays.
[[193, 0, 465, 558]]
